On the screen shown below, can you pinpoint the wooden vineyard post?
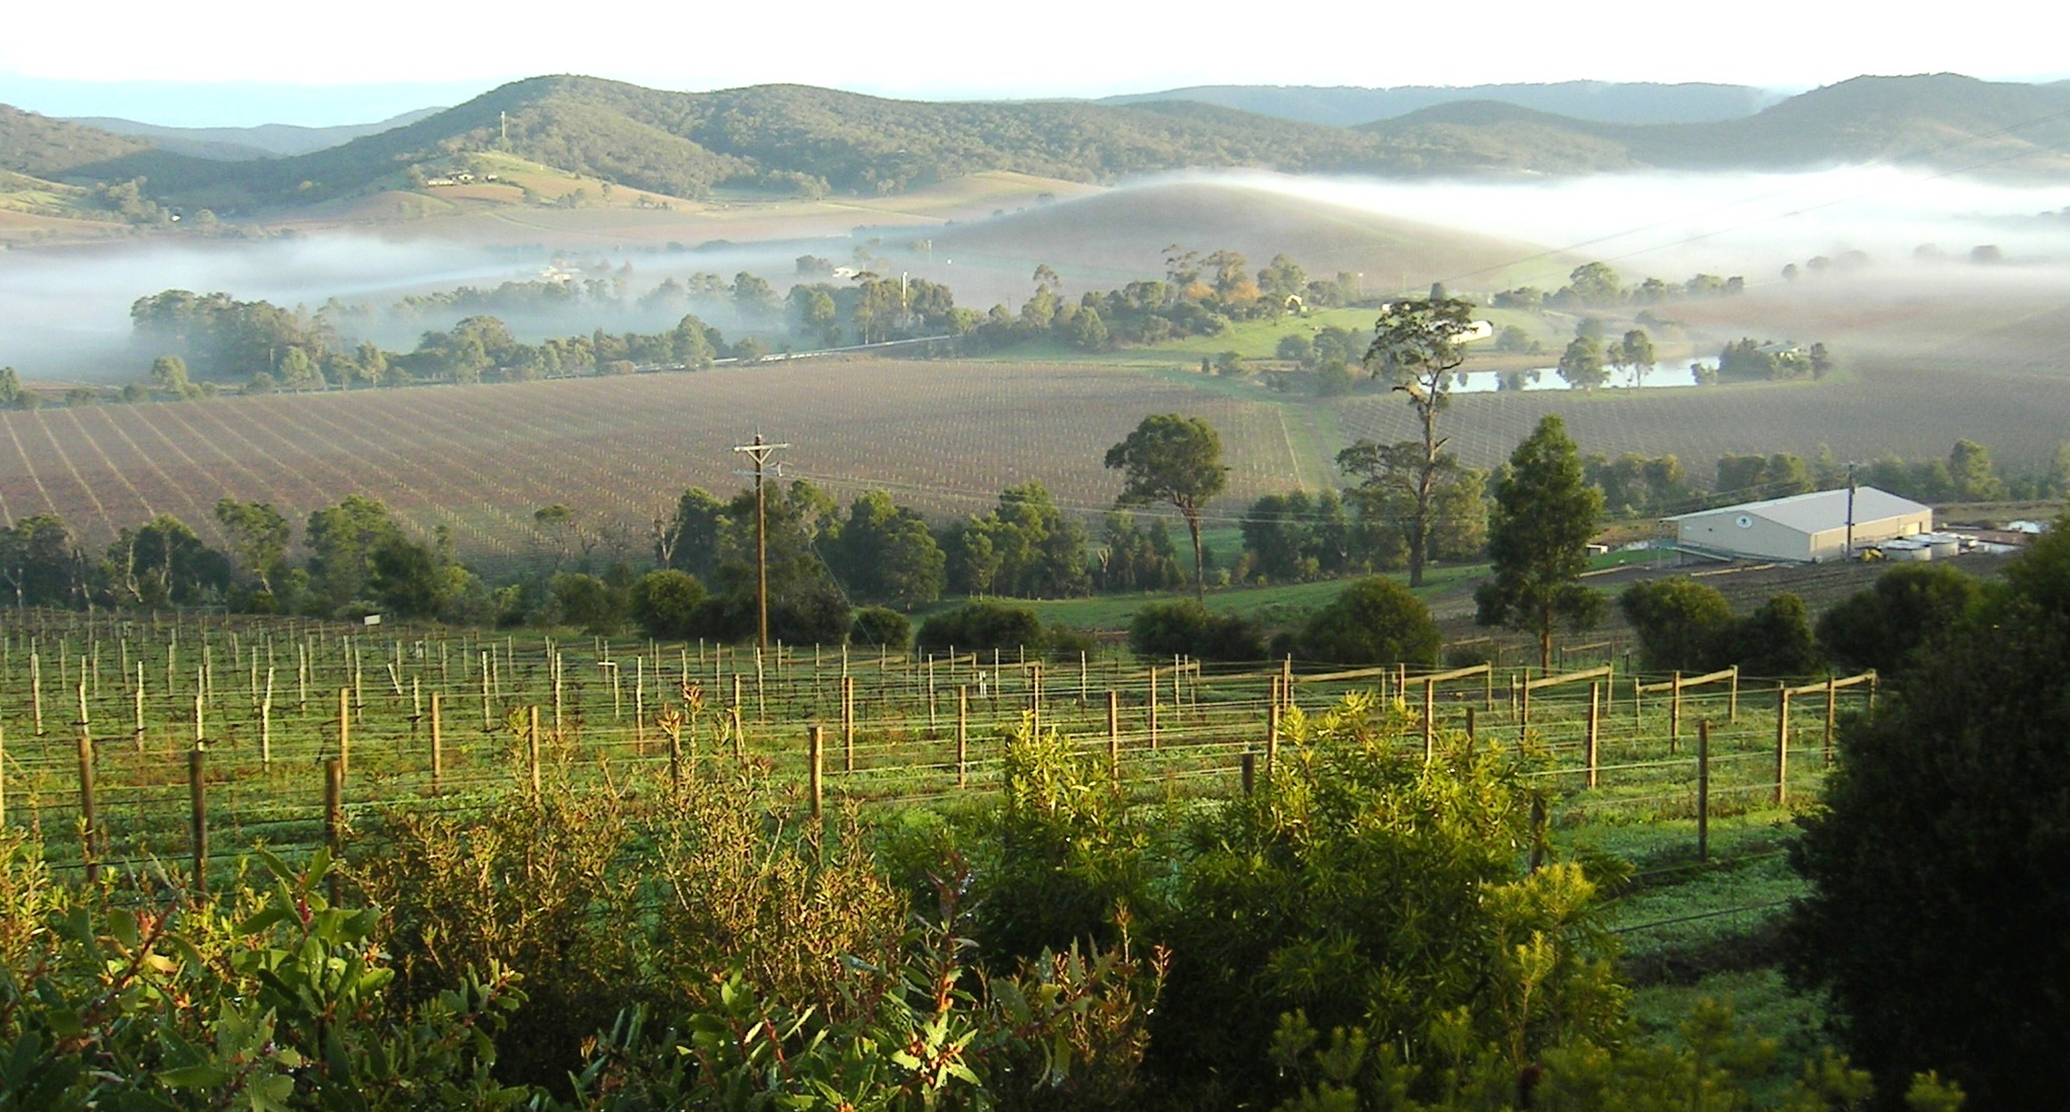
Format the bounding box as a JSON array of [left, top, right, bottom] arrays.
[[730, 706, 745, 763], [1518, 675, 1531, 742], [1267, 701, 1281, 777], [337, 688, 351, 779], [1669, 670, 1683, 753], [261, 668, 274, 768], [1465, 706, 1476, 747], [1147, 666, 1159, 750], [1633, 675, 1643, 730], [0, 725, 6, 829], [1823, 677, 1838, 765], [1031, 661, 1043, 738], [808, 725, 824, 820], [480, 652, 492, 731], [957, 687, 969, 789], [71, 722, 100, 887], [323, 758, 342, 906], [1080, 650, 1088, 706], [1241, 750, 1256, 796], [1422, 678, 1435, 763], [528, 705, 542, 803], [298, 642, 309, 714], [1696, 719, 1711, 862], [32, 652, 42, 735], [134, 663, 145, 752], [842, 676, 855, 774], [1728, 666, 1740, 723], [1585, 682, 1601, 789], [188, 747, 207, 897], [1106, 690, 1120, 785], [1484, 667, 1493, 711], [429, 692, 444, 794], [1774, 688, 1790, 806], [927, 655, 937, 731]]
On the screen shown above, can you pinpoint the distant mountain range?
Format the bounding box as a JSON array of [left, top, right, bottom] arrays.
[[61, 107, 445, 160], [2, 73, 2063, 217], [1097, 81, 1781, 127]]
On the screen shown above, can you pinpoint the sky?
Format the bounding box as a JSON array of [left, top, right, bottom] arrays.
[[3, 0, 2068, 126]]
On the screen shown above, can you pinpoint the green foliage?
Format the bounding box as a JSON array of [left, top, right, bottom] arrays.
[[947, 483, 1091, 599], [1814, 563, 1981, 674], [1476, 415, 1605, 666], [550, 571, 625, 634], [1148, 696, 1625, 1104], [1621, 578, 1735, 672], [1712, 593, 1820, 677], [1788, 524, 2068, 1107], [1296, 576, 1441, 665], [916, 600, 1045, 654], [850, 605, 912, 649], [1128, 599, 1266, 661], [0, 846, 529, 1110], [629, 568, 706, 639], [1107, 414, 1229, 598]]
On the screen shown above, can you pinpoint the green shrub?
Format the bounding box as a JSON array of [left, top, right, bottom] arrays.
[[1814, 563, 1981, 673], [1620, 577, 1734, 672], [916, 600, 1043, 653], [849, 605, 911, 648], [1296, 576, 1441, 664], [1788, 526, 2068, 1106], [629, 568, 706, 639], [1129, 599, 1266, 661]]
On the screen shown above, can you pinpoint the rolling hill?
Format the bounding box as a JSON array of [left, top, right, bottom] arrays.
[[929, 178, 1552, 288], [64, 106, 445, 160], [1099, 80, 1776, 127], [8, 72, 2063, 219], [1360, 75, 2071, 177]]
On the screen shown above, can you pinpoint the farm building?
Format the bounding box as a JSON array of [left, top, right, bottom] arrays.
[[1662, 486, 1932, 563]]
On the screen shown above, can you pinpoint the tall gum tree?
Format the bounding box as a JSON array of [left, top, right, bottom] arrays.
[[1344, 297, 1478, 586], [1106, 415, 1227, 602]]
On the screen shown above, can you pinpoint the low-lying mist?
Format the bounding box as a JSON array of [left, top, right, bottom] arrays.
[[2, 162, 2063, 384], [1190, 165, 2069, 282]]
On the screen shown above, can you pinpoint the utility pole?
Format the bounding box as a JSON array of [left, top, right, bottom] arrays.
[[731, 434, 790, 649]]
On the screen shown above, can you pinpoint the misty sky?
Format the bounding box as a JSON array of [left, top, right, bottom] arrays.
[[3, 0, 2067, 126]]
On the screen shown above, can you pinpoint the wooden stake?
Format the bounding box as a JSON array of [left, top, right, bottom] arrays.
[[337, 688, 351, 778], [1586, 681, 1600, 789], [1422, 678, 1435, 762], [323, 758, 342, 906], [1669, 670, 1683, 753], [77, 730, 97, 884], [429, 692, 443, 794], [1147, 666, 1159, 750], [188, 748, 207, 896], [842, 675, 855, 773], [1696, 719, 1711, 862], [808, 725, 824, 819], [1774, 688, 1790, 806], [528, 705, 542, 802], [1106, 689, 1120, 784], [1241, 750, 1256, 796], [957, 686, 969, 788]]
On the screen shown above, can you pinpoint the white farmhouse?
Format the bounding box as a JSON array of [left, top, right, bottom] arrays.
[[1662, 486, 1932, 563]]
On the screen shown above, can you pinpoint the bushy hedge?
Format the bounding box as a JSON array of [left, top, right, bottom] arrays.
[[1128, 600, 1266, 661], [916, 600, 1044, 653]]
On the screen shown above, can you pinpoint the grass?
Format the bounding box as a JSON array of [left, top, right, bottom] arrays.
[[1630, 968, 1832, 1106]]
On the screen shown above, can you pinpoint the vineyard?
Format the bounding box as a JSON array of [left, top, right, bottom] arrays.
[[0, 361, 1322, 571], [0, 609, 1864, 948]]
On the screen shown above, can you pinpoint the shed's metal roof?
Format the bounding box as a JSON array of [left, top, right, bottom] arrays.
[[1663, 487, 1931, 533]]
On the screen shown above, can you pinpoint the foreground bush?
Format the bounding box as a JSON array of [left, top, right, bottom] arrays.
[[1789, 525, 2067, 1106]]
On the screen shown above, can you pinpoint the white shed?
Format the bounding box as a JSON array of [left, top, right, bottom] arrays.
[[1662, 486, 1932, 563]]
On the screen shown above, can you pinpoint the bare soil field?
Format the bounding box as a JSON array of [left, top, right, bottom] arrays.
[[0, 359, 1319, 567]]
